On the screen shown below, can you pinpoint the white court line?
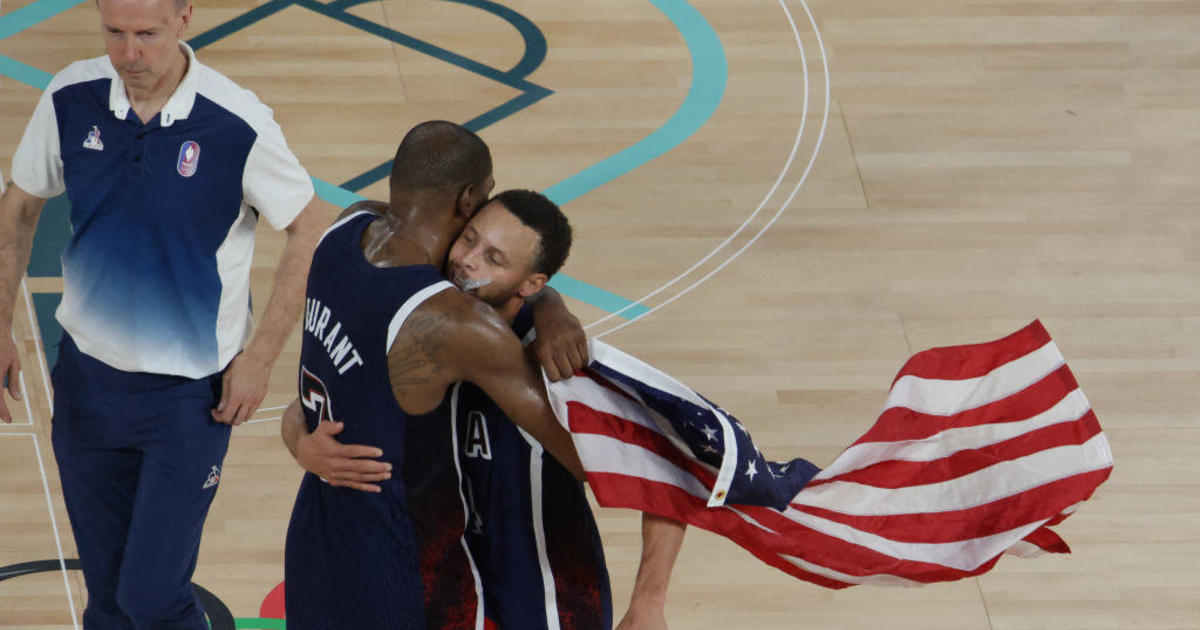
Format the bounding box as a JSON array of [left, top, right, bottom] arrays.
[[244, 415, 282, 426], [21, 277, 54, 416], [17, 367, 33, 426], [597, 0, 830, 338], [0, 433, 80, 629], [588, 0, 828, 336], [255, 405, 288, 413]]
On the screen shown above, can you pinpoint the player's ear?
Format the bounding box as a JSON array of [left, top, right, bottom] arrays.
[[177, 0, 194, 33], [517, 273, 548, 299], [456, 183, 476, 219]]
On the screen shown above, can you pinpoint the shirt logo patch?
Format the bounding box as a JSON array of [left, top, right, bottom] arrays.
[[177, 140, 201, 177], [82, 125, 104, 151]]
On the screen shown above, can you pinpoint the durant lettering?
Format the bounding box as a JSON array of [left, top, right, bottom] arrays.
[[304, 298, 364, 374]]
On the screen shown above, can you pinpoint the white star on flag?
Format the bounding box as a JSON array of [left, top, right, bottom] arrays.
[[701, 425, 718, 441], [745, 460, 758, 481]]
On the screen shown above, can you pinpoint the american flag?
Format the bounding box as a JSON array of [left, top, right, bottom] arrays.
[[545, 321, 1112, 588]]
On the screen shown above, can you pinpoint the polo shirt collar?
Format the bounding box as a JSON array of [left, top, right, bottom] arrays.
[[108, 41, 200, 127]]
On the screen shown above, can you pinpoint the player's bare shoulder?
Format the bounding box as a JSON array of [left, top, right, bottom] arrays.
[[386, 288, 514, 414]]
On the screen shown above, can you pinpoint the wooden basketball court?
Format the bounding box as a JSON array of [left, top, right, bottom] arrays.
[[1, 0, 1197, 627]]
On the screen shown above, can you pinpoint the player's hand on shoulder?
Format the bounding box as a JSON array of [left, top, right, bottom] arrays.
[[297, 421, 391, 493], [530, 308, 587, 382], [527, 287, 589, 381], [0, 336, 22, 423]]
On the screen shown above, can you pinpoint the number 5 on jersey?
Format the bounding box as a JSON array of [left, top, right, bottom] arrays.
[[300, 366, 335, 423]]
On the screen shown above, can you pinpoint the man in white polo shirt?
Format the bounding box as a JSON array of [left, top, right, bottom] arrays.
[[0, 0, 327, 627]]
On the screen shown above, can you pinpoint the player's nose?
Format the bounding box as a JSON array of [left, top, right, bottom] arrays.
[[461, 247, 482, 269]]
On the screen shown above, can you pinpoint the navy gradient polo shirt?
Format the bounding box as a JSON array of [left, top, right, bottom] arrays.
[[12, 42, 313, 378]]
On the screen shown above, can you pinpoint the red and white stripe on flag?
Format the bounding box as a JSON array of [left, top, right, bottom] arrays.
[[545, 320, 1112, 589]]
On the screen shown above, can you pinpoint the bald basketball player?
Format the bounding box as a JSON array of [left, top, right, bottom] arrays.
[[280, 121, 607, 628]]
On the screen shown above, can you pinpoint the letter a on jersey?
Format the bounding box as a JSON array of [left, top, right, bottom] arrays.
[[463, 411, 492, 460]]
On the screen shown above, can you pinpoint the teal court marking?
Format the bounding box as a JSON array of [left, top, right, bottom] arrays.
[[233, 619, 286, 630], [542, 0, 726, 207], [0, 53, 51, 87], [1, 0, 725, 323], [0, 0, 88, 39]]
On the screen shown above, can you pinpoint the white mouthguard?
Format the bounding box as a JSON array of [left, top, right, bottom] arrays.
[[459, 276, 492, 291]]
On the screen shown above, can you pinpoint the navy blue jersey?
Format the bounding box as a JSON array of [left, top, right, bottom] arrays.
[[406, 308, 612, 630], [285, 211, 455, 630], [407, 405, 483, 630]]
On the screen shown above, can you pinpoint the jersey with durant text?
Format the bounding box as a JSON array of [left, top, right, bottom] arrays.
[[285, 210, 454, 630]]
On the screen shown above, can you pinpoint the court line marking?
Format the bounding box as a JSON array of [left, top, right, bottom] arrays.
[[244, 415, 283, 426], [0, 0, 88, 39], [294, 0, 546, 91], [13, 366, 33, 427], [0, 52, 51, 86], [22, 278, 54, 415], [185, 0, 556, 193], [594, 0, 830, 338], [585, 0, 812, 331], [0, 433, 80, 629], [325, 0, 549, 81], [541, 0, 726, 208]]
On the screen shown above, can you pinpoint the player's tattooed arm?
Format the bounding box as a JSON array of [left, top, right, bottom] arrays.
[[389, 291, 584, 479], [387, 312, 447, 387]]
